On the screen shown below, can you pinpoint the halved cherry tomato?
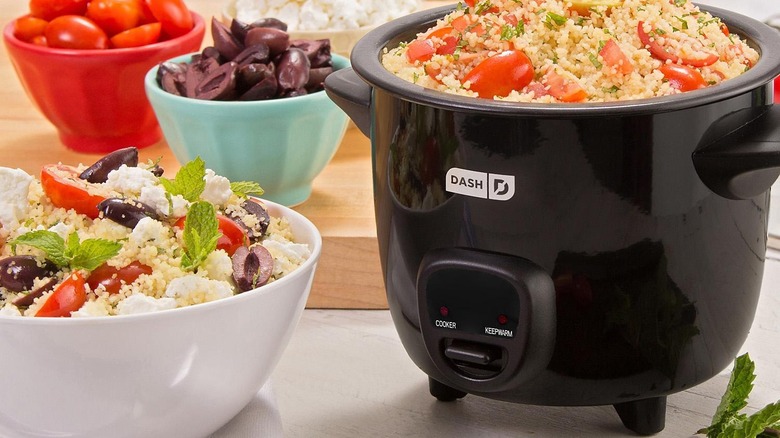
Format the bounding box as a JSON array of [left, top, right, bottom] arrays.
[[44, 15, 109, 49], [41, 164, 106, 219], [426, 27, 458, 55], [86, 0, 143, 36], [110, 22, 160, 47], [599, 39, 633, 74], [13, 15, 49, 43], [637, 21, 718, 67], [174, 215, 248, 256], [544, 70, 588, 102], [146, 0, 192, 38], [87, 261, 152, 294], [29, 0, 89, 21], [659, 63, 706, 92], [463, 50, 534, 98], [35, 272, 86, 317], [452, 15, 485, 35], [406, 39, 435, 63]]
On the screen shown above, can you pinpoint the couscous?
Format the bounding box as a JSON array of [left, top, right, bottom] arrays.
[[0, 148, 311, 317], [382, 0, 760, 102]]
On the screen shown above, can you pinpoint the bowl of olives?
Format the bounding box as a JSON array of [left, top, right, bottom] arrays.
[[144, 17, 349, 206]]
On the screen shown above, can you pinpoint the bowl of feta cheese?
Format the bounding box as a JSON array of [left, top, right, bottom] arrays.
[[222, 0, 421, 55], [0, 148, 322, 437]]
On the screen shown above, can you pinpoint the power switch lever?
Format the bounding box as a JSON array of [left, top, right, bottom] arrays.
[[444, 340, 502, 366]]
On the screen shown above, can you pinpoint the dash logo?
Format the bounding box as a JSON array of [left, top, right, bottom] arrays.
[[445, 168, 515, 201]]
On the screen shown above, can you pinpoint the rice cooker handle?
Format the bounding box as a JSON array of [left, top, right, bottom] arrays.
[[324, 67, 372, 138], [693, 104, 780, 200]]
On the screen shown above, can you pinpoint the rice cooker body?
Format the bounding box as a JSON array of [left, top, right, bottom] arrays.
[[371, 86, 770, 415]]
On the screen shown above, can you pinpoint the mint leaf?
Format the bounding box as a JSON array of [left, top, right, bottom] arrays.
[[721, 402, 780, 438], [70, 239, 123, 271], [9, 230, 121, 271], [700, 354, 780, 438], [181, 201, 220, 271], [231, 181, 264, 198], [706, 354, 756, 437], [160, 157, 206, 202], [9, 230, 68, 267]]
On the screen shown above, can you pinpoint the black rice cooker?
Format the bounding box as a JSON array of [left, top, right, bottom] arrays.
[[325, 5, 780, 435]]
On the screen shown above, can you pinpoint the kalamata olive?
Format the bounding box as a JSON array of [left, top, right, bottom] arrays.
[[290, 39, 332, 68], [239, 75, 277, 100], [79, 147, 139, 183], [247, 17, 287, 32], [0, 255, 57, 292], [194, 62, 238, 101], [148, 164, 164, 177], [231, 245, 274, 292], [11, 277, 56, 308], [229, 18, 251, 44], [245, 27, 290, 57], [201, 45, 223, 62], [275, 48, 310, 93], [211, 17, 244, 61], [238, 63, 274, 89], [98, 198, 160, 229], [306, 66, 333, 92], [184, 57, 220, 98], [234, 44, 270, 67], [229, 199, 271, 240]]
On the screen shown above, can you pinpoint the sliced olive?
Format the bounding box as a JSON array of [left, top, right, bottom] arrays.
[[0, 255, 57, 292], [231, 245, 274, 292], [79, 147, 139, 183], [11, 277, 57, 308], [98, 198, 160, 229]]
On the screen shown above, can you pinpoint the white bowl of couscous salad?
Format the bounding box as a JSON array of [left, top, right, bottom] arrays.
[[0, 148, 321, 437]]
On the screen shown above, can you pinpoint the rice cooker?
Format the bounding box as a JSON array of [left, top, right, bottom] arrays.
[[325, 4, 780, 434]]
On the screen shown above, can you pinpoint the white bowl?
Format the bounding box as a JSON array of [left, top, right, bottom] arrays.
[[222, 0, 403, 56], [0, 200, 321, 438]]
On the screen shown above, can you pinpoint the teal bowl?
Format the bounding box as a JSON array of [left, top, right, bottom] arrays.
[[145, 53, 350, 206]]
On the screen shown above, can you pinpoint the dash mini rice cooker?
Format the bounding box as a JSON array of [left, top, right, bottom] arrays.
[[325, 5, 780, 435]]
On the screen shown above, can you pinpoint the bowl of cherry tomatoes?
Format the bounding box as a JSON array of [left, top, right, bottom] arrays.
[[3, 0, 205, 153]]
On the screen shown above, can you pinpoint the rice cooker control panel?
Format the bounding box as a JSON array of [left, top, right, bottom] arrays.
[[417, 248, 556, 392]]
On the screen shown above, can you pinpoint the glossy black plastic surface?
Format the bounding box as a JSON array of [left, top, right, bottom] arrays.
[[324, 2, 780, 434], [373, 85, 770, 407]]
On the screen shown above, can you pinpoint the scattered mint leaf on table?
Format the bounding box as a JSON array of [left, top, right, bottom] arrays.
[[699, 353, 780, 437]]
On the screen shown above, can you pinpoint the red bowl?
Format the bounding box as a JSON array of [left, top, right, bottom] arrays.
[[775, 75, 780, 102], [3, 13, 205, 153]]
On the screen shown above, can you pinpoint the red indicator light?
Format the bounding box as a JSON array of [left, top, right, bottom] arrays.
[[440, 306, 449, 317], [498, 314, 508, 325]]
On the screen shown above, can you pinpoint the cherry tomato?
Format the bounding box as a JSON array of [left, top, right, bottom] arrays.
[[13, 15, 49, 43], [29, 0, 88, 21], [544, 70, 588, 102], [427, 27, 458, 55], [45, 15, 109, 49], [41, 164, 106, 219], [87, 261, 152, 294], [451, 15, 485, 35], [637, 21, 718, 67], [406, 39, 435, 63], [86, 0, 143, 36], [174, 215, 248, 256], [598, 39, 633, 74], [659, 64, 707, 92], [463, 50, 534, 98], [146, 0, 192, 38], [110, 22, 160, 47], [35, 272, 87, 317]]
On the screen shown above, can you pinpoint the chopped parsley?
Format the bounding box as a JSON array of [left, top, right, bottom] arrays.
[[545, 11, 567, 28], [588, 53, 603, 68]]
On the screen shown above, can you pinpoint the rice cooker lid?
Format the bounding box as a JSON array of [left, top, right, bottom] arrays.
[[350, 4, 780, 117]]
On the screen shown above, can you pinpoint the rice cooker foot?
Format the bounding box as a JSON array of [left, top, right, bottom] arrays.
[[613, 396, 667, 435], [429, 377, 467, 402]]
